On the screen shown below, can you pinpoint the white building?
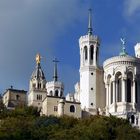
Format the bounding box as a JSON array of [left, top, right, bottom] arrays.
[[26, 9, 140, 127]]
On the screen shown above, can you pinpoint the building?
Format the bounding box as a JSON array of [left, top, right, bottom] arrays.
[[26, 9, 140, 125], [2, 9, 140, 127], [3, 87, 27, 109], [28, 54, 81, 118]]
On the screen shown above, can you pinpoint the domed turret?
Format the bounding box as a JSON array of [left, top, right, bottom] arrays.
[[31, 62, 45, 80], [29, 54, 46, 91]]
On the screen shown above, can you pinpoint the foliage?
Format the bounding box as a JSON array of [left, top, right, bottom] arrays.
[[0, 107, 140, 140]]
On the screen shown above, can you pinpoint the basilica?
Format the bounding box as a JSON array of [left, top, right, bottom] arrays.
[[2, 10, 140, 127]]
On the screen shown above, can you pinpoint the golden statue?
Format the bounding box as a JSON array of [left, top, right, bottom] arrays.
[[36, 53, 41, 64]]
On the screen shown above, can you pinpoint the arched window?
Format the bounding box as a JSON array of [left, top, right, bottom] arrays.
[[127, 72, 133, 102], [70, 105, 75, 113], [60, 91, 63, 97], [117, 78, 122, 102], [127, 79, 131, 102], [43, 84, 45, 89], [38, 83, 41, 89], [115, 72, 122, 102], [131, 115, 135, 124], [32, 83, 36, 88], [55, 90, 59, 96], [84, 46, 88, 60], [16, 95, 20, 100], [90, 45, 94, 60], [49, 91, 53, 96]]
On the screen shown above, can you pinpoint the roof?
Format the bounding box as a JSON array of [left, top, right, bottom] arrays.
[[3, 88, 27, 96], [31, 63, 46, 80]]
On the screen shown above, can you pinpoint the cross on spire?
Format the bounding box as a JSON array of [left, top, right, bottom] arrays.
[[88, 8, 93, 35], [53, 58, 59, 82]]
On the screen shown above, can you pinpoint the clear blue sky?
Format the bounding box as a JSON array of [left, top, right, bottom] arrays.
[[0, 0, 140, 94]]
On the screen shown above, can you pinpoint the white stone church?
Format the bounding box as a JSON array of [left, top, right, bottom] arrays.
[[3, 10, 140, 127]]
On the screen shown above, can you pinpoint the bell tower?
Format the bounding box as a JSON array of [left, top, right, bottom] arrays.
[[79, 9, 104, 114], [28, 54, 47, 108]]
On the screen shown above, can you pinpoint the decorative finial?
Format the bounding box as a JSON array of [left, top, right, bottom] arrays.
[[119, 37, 127, 56], [88, 8, 93, 35], [36, 53, 41, 64], [53, 58, 59, 82]]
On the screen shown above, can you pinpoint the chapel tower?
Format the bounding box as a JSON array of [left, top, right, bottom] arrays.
[[79, 9, 105, 115], [28, 54, 47, 108]]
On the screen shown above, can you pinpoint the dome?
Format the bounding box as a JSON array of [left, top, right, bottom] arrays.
[[103, 55, 140, 69], [31, 63, 46, 80]]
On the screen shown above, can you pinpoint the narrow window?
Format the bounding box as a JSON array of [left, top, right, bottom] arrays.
[[70, 105, 75, 113], [16, 95, 20, 100], [84, 46, 88, 60], [55, 90, 59, 96], [117, 79, 122, 102], [90, 45, 94, 60], [50, 91, 53, 96], [131, 115, 135, 124], [54, 106, 58, 112], [127, 79, 131, 102]]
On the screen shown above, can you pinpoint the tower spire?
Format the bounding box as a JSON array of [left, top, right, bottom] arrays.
[[53, 58, 59, 82], [88, 9, 93, 35]]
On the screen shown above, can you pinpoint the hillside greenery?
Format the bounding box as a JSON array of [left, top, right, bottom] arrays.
[[0, 103, 140, 140]]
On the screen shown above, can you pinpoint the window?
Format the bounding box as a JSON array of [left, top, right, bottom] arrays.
[[70, 105, 75, 113], [60, 91, 63, 97], [55, 90, 59, 96], [127, 79, 131, 102], [43, 84, 46, 89], [131, 115, 135, 124], [16, 95, 20, 100], [84, 46, 88, 60], [38, 83, 41, 89], [90, 45, 94, 60], [33, 84, 36, 88], [118, 79, 122, 102], [49, 91, 53, 96], [37, 95, 42, 100], [54, 106, 58, 112]]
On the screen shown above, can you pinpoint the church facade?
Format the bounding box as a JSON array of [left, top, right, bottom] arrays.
[[3, 10, 140, 127], [27, 10, 140, 127]]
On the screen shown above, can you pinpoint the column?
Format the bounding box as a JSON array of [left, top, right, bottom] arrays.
[[106, 84, 109, 114], [112, 80, 116, 104], [88, 46, 90, 64], [108, 83, 111, 106], [93, 46, 97, 66], [122, 78, 126, 102], [122, 77, 126, 112], [116, 82, 118, 102], [132, 79, 136, 110]]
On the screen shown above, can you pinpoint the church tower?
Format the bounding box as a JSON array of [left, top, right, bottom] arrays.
[[46, 58, 64, 97], [79, 9, 105, 115], [28, 54, 47, 108]]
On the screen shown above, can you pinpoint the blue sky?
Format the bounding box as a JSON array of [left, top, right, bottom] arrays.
[[0, 0, 140, 94]]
